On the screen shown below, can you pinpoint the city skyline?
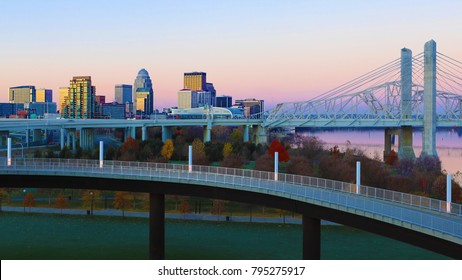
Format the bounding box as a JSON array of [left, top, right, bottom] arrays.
[[1, 0, 462, 110]]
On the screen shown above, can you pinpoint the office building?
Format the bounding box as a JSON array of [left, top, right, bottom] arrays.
[[133, 69, 154, 114], [216, 95, 232, 108], [0, 103, 24, 118], [206, 83, 216, 106], [9, 86, 36, 104], [36, 89, 52, 102], [62, 76, 96, 119], [115, 84, 132, 104], [235, 98, 264, 117], [102, 102, 126, 119], [196, 90, 214, 107], [178, 89, 198, 109], [26, 102, 57, 118], [184, 72, 206, 91]]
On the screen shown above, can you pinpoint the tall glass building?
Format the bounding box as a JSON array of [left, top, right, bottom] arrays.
[[133, 69, 153, 115], [9, 86, 36, 104], [115, 84, 132, 104], [62, 76, 96, 119]]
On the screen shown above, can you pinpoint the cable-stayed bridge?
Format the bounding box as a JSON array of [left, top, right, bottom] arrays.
[[0, 40, 461, 158]]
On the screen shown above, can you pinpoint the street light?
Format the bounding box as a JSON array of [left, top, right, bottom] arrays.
[[90, 191, 94, 216], [23, 189, 26, 213]]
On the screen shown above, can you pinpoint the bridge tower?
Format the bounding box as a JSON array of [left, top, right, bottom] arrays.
[[398, 48, 416, 159], [422, 40, 438, 157]]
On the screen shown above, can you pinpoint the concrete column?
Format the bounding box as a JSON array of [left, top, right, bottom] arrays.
[[243, 125, 250, 142], [89, 129, 95, 150], [71, 130, 76, 152], [253, 125, 268, 145], [66, 130, 71, 147], [422, 40, 438, 157], [60, 128, 65, 150], [161, 126, 172, 143], [7, 138, 12, 166], [274, 152, 279, 181], [130, 127, 136, 139], [398, 126, 416, 159], [33, 129, 42, 143], [203, 124, 212, 143], [447, 174, 452, 213], [401, 48, 413, 120], [142, 126, 147, 141], [25, 130, 29, 146], [384, 129, 392, 160], [188, 145, 192, 172], [356, 161, 361, 194], [149, 193, 165, 260], [99, 141, 104, 168], [0, 134, 4, 147], [302, 215, 321, 260], [79, 129, 85, 149]]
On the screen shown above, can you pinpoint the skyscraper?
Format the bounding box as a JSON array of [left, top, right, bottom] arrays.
[[216, 95, 232, 108], [36, 89, 52, 102], [115, 84, 132, 104], [63, 76, 96, 119], [9, 86, 36, 104], [59, 87, 70, 116], [184, 72, 206, 91], [133, 69, 153, 115], [178, 89, 198, 109]]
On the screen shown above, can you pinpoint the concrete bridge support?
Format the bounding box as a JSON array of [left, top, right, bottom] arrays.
[[422, 40, 438, 157], [0, 131, 8, 146], [32, 129, 42, 143], [203, 123, 212, 143], [142, 126, 147, 141], [25, 130, 30, 146], [243, 125, 250, 142], [401, 48, 413, 120], [80, 128, 95, 150], [66, 130, 71, 147], [398, 126, 415, 159], [302, 215, 321, 260], [149, 193, 165, 260], [60, 128, 65, 150], [162, 126, 172, 143], [252, 125, 268, 145], [71, 130, 77, 152]]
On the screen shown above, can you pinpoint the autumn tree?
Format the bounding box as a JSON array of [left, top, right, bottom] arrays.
[[385, 150, 398, 166], [431, 175, 462, 202], [23, 192, 35, 213], [82, 190, 100, 211], [230, 128, 243, 144], [268, 139, 289, 162], [255, 154, 274, 172], [119, 136, 140, 161], [161, 139, 174, 160], [179, 197, 191, 218], [174, 134, 187, 161], [0, 188, 5, 212], [220, 154, 244, 168], [192, 138, 209, 165], [211, 200, 226, 219], [223, 142, 233, 158], [291, 135, 325, 160], [287, 156, 313, 176], [113, 191, 132, 217], [55, 194, 68, 214], [212, 126, 230, 143]]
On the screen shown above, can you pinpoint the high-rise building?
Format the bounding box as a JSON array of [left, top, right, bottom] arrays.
[[59, 87, 70, 116], [178, 89, 198, 109], [26, 102, 57, 117], [36, 89, 52, 102], [9, 86, 36, 104], [133, 69, 153, 114], [184, 72, 206, 91], [196, 90, 214, 107], [206, 83, 216, 106], [63, 76, 96, 119], [115, 84, 132, 104], [216, 95, 232, 108], [235, 98, 264, 117], [102, 102, 126, 119]]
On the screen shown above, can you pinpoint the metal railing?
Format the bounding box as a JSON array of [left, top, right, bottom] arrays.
[[1, 157, 461, 240]]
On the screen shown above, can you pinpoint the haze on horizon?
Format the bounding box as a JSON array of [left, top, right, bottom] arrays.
[[1, 0, 461, 110]]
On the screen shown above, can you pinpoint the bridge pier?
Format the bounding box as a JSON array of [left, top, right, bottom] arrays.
[[60, 128, 65, 149], [203, 124, 212, 143], [252, 125, 268, 145], [162, 126, 172, 143], [80, 128, 95, 150], [149, 193, 165, 260], [422, 40, 438, 157], [302, 215, 321, 260], [243, 125, 250, 142], [398, 126, 415, 159], [33, 129, 42, 143], [142, 126, 147, 141]]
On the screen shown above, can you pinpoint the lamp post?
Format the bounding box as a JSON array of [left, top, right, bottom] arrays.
[[23, 189, 26, 213], [90, 191, 94, 216]]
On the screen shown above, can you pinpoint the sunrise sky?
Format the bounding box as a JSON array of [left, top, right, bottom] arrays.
[[1, 0, 461, 109]]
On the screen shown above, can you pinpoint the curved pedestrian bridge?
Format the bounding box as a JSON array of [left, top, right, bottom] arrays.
[[1, 158, 461, 259]]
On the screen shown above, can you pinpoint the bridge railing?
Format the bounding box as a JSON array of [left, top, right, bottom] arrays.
[[1, 157, 461, 217]]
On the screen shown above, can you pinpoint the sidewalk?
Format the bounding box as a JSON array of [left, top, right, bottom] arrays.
[[0, 206, 341, 225]]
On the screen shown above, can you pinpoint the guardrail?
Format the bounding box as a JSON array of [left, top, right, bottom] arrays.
[[1, 157, 461, 218]]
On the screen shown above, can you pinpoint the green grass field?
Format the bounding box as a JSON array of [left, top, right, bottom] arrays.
[[0, 212, 448, 260]]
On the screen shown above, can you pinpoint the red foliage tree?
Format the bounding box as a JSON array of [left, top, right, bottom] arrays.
[[255, 154, 274, 172], [288, 156, 313, 176], [385, 150, 398, 166], [120, 136, 140, 161], [267, 139, 289, 162]]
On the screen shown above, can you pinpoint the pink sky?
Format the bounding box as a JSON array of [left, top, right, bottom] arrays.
[[1, 1, 461, 109]]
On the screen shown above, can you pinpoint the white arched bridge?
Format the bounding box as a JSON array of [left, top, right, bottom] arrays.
[[1, 158, 461, 259]]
